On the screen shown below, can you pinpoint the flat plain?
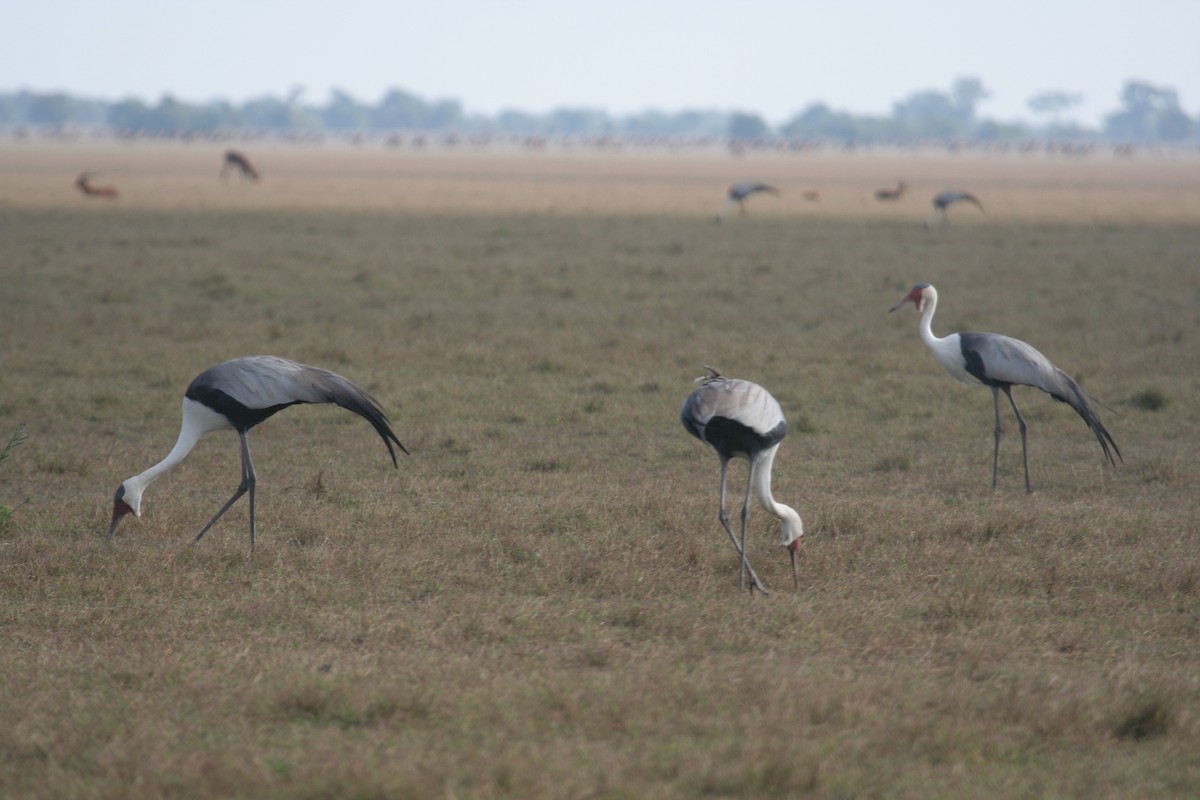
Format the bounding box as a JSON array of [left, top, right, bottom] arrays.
[[1, 140, 1199, 798]]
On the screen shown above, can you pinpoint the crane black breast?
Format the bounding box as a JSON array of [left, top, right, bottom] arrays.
[[186, 384, 299, 432], [701, 416, 787, 458]]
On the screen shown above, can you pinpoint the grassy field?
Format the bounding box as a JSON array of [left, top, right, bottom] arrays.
[[1, 141, 1199, 798]]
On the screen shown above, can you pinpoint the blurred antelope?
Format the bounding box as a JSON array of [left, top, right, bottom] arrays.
[[221, 150, 260, 181], [875, 180, 907, 201], [75, 171, 119, 199]]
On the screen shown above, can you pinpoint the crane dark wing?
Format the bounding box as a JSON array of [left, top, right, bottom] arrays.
[[934, 191, 983, 211], [729, 182, 779, 200], [960, 333, 1120, 466], [187, 356, 407, 464]]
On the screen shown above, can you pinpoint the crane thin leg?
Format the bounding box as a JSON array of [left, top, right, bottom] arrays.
[[739, 461, 756, 594], [716, 459, 769, 595], [193, 431, 258, 548], [991, 387, 1003, 489], [1001, 387, 1032, 493]]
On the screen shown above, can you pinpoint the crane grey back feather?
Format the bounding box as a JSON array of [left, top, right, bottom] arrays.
[[681, 372, 787, 454], [186, 356, 407, 465], [960, 333, 1120, 466]]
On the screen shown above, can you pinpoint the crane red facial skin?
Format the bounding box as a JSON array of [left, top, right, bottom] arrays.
[[888, 284, 928, 314]]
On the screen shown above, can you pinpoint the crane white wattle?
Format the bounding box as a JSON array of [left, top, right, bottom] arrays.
[[890, 283, 1120, 492]]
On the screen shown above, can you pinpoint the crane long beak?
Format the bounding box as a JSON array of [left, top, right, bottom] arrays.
[[788, 539, 801, 589], [107, 500, 133, 540], [888, 297, 912, 313]]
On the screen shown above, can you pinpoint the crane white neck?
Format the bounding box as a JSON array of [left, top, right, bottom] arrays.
[[119, 398, 231, 516], [915, 287, 974, 383], [752, 445, 804, 548]]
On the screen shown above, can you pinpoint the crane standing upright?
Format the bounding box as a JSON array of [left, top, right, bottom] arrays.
[[889, 283, 1120, 492], [107, 355, 406, 549], [681, 367, 804, 593]]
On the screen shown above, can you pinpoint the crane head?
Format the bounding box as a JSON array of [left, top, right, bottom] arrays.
[[777, 509, 804, 589], [889, 282, 932, 314], [106, 483, 140, 539]]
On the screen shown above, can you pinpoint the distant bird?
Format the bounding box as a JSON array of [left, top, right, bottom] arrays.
[[107, 356, 406, 549], [927, 190, 983, 228], [221, 149, 260, 181], [889, 283, 1120, 492], [875, 180, 907, 201], [681, 367, 804, 593], [75, 171, 119, 199], [717, 181, 780, 221]]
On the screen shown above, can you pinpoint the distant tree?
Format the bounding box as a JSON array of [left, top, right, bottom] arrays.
[[1104, 79, 1194, 141], [27, 92, 77, 125], [1155, 105, 1194, 140], [547, 108, 612, 135], [780, 103, 861, 140], [728, 112, 770, 141], [951, 77, 990, 123], [495, 109, 544, 134], [240, 94, 318, 130], [108, 97, 151, 130], [323, 88, 372, 130], [892, 90, 962, 137], [372, 88, 427, 129], [426, 99, 465, 130], [1027, 91, 1083, 126]]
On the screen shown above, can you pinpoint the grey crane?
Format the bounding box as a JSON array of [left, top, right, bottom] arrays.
[[889, 283, 1120, 492], [107, 356, 406, 548], [681, 367, 804, 593], [927, 190, 983, 227], [717, 181, 780, 221]]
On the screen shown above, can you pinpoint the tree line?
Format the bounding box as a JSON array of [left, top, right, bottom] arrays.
[[1, 78, 1194, 143]]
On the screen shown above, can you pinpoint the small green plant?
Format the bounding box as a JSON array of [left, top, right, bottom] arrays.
[[0, 424, 26, 465]]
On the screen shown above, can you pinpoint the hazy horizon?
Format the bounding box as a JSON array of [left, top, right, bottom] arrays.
[[5, 0, 1198, 128]]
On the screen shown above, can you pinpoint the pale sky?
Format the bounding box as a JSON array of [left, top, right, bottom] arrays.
[[4, 0, 1197, 127]]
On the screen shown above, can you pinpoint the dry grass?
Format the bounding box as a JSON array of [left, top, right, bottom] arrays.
[[1, 142, 1198, 798]]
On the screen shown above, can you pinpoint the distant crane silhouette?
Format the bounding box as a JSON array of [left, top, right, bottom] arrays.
[[875, 180, 907, 201], [75, 171, 119, 199], [889, 283, 1120, 492], [927, 190, 983, 228], [107, 356, 406, 549], [681, 367, 804, 593], [221, 149, 260, 181], [717, 181, 780, 221]]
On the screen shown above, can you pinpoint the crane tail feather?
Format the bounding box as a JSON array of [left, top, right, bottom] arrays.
[[1055, 372, 1122, 467]]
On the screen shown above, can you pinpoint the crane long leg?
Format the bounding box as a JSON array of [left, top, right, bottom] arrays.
[[1000, 386, 1032, 493], [739, 461, 755, 594], [193, 431, 258, 549], [991, 387, 1003, 490], [717, 459, 769, 595]]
